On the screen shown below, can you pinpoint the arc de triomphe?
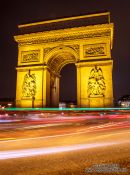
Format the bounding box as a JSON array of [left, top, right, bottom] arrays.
[[14, 12, 114, 108]]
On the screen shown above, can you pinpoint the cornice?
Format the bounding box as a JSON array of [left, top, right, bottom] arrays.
[[14, 23, 113, 46], [76, 59, 113, 67]]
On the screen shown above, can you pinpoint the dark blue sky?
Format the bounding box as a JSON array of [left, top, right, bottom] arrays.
[[0, 0, 130, 102]]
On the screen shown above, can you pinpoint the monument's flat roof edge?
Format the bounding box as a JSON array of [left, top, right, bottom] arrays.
[[18, 12, 110, 28]]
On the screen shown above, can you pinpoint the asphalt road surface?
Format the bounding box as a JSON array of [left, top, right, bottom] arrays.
[[0, 112, 130, 175]]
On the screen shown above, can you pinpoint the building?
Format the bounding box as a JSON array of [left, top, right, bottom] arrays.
[[14, 12, 114, 108]]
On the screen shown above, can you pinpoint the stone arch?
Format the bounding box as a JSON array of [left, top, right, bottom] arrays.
[[44, 45, 79, 74], [44, 46, 78, 106], [15, 13, 114, 108]]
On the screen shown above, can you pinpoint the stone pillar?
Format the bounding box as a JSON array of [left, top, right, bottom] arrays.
[[50, 76, 59, 107], [76, 60, 113, 107], [16, 66, 51, 108], [42, 67, 51, 107]]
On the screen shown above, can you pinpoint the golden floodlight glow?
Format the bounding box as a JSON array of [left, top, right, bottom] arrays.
[[14, 12, 114, 108]]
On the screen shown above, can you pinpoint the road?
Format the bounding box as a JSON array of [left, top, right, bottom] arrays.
[[0, 111, 130, 175]]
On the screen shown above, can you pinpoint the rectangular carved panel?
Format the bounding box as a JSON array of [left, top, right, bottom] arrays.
[[83, 43, 107, 58], [21, 50, 40, 63]]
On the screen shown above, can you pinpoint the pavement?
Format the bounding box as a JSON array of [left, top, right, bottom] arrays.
[[0, 111, 130, 175]]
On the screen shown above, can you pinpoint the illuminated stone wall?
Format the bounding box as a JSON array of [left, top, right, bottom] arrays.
[[16, 67, 43, 107], [76, 60, 113, 107], [14, 12, 114, 107]]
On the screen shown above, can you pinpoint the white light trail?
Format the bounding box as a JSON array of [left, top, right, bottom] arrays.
[[0, 141, 126, 160]]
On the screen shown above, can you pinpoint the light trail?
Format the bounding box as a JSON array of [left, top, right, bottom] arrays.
[[0, 140, 129, 160], [18, 123, 71, 130], [1, 122, 130, 143]]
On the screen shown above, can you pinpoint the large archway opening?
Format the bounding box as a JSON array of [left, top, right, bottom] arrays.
[[46, 47, 78, 107], [59, 63, 77, 105]]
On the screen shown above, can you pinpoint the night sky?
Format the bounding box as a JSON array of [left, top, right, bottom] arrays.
[[0, 0, 130, 103]]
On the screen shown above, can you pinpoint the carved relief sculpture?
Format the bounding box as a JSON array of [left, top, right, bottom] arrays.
[[88, 66, 106, 97], [84, 43, 107, 58], [22, 71, 36, 98], [21, 50, 40, 63]]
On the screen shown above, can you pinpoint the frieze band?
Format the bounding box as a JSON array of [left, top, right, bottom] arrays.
[[18, 30, 111, 46]]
